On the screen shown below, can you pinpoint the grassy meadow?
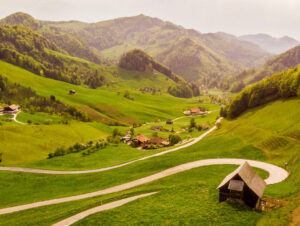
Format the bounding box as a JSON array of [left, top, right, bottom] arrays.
[[0, 98, 299, 225], [0, 61, 203, 124]]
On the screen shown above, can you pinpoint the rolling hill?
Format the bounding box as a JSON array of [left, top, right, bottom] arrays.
[[0, 12, 272, 85]]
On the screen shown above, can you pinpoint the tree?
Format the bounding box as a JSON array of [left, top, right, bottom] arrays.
[[190, 118, 196, 128], [169, 134, 182, 145]]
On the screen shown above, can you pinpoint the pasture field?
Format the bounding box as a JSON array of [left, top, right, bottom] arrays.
[[0, 98, 299, 225], [0, 61, 209, 123]]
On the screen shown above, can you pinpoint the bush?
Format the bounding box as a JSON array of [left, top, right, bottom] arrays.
[[169, 134, 182, 145]]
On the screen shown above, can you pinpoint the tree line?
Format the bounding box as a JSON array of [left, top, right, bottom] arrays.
[[221, 66, 300, 118]]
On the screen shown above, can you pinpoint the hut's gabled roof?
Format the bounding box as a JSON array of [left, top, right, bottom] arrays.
[[217, 161, 266, 198], [134, 134, 149, 143]]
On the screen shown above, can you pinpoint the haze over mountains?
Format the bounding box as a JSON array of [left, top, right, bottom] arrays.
[[239, 34, 299, 54]]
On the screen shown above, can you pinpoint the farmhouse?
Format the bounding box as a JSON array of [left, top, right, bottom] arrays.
[[217, 161, 266, 208], [69, 89, 76, 95], [184, 107, 206, 116], [3, 104, 20, 113], [144, 137, 170, 149], [132, 134, 149, 146]]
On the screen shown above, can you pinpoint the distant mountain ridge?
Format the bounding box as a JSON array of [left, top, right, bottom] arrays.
[[221, 43, 300, 92], [239, 33, 299, 54], [0, 12, 273, 86]]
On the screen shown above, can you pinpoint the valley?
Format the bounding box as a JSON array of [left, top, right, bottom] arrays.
[[0, 7, 299, 226]]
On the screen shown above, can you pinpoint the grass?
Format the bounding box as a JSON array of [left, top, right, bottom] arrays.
[[0, 122, 112, 164], [0, 61, 207, 124], [16, 112, 62, 125], [0, 165, 269, 226], [0, 96, 299, 225]]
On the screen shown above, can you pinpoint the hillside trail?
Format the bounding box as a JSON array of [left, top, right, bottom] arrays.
[[51, 192, 158, 226], [0, 158, 288, 215], [0, 118, 223, 174], [13, 111, 26, 125]]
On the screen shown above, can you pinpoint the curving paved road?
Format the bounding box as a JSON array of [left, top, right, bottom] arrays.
[[0, 158, 288, 215], [0, 118, 223, 175], [52, 192, 158, 226]]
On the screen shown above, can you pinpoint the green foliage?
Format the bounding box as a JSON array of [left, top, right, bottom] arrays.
[[223, 66, 300, 118], [0, 25, 108, 88], [168, 134, 182, 145], [168, 82, 193, 98], [119, 49, 181, 83]]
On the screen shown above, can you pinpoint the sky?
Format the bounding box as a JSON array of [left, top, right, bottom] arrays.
[[0, 0, 300, 40]]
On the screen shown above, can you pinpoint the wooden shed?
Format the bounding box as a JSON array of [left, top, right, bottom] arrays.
[[69, 90, 76, 95], [166, 119, 173, 124], [217, 161, 266, 208]]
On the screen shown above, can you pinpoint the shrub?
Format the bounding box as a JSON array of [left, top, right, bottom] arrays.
[[169, 134, 182, 145]]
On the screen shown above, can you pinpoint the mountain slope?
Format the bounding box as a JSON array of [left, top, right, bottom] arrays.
[[222, 64, 300, 118], [0, 12, 106, 65], [223, 44, 300, 91], [239, 33, 299, 54], [0, 12, 272, 85]]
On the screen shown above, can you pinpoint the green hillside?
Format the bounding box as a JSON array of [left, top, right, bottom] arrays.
[[0, 12, 272, 85], [0, 61, 202, 123], [0, 98, 299, 225], [222, 65, 300, 118], [223, 44, 300, 91]]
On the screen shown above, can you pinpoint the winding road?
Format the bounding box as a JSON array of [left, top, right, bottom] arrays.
[[0, 158, 288, 215], [0, 118, 223, 175], [0, 116, 289, 225], [52, 192, 158, 226]]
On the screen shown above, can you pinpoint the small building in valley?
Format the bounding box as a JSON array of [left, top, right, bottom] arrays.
[[3, 104, 20, 113], [69, 89, 76, 95], [166, 119, 173, 124], [217, 161, 266, 208], [0, 107, 3, 113], [132, 134, 149, 146]]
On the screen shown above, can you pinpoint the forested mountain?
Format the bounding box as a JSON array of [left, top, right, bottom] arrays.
[[221, 65, 300, 118], [0, 12, 107, 65], [222, 44, 300, 91], [119, 49, 200, 98], [0, 12, 272, 85], [239, 33, 299, 54]]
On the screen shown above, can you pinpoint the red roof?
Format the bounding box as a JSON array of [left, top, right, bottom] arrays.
[[190, 107, 200, 113], [134, 134, 149, 143]]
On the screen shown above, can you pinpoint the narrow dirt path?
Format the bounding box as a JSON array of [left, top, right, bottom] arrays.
[[52, 192, 157, 226], [0, 118, 223, 175], [0, 158, 288, 215], [12, 111, 26, 125]]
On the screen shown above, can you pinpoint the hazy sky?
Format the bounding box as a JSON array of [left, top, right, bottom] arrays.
[[1, 0, 300, 40]]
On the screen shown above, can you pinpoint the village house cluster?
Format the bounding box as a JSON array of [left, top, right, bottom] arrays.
[[122, 134, 170, 149], [183, 107, 208, 116]]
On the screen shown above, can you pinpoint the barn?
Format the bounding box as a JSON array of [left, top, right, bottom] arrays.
[[217, 161, 266, 208]]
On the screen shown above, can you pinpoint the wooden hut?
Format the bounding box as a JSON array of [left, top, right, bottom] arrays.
[[166, 119, 173, 124], [217, 161, 266, 208], [69, 90, 76, 95]]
